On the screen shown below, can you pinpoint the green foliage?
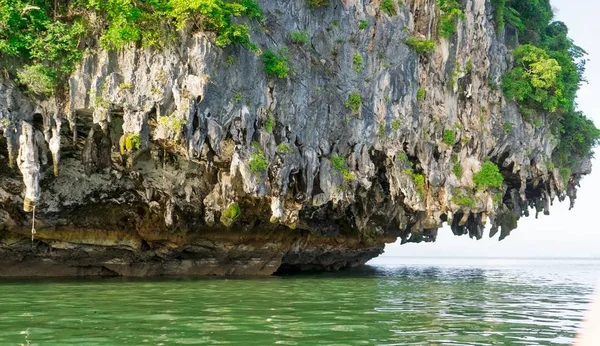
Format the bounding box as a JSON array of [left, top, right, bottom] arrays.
[[416, 87, 426, 101], [159, 115, 187, 133], [452, 189, 474, 207], [442, 129, 455, 146], [262, 49, 290, 78], [502, 44, 563, 112], [276, 143, 291, 153], [264, 116, 274, 133], [558, 167, 571, 185], [0, 0, 262, 96], [377, 124, 385, 137], [503, 122, 512, 133], [359, 19, 369, 30], [220, 203, 241, 227], [249, 147, 268, 174], [344, 93, 362, 114], [289, 31, 309, 45], [403, 168, 426, 197], [122, 133, 141, 153], [307, 0, 328, 8], [405, 37, 435, 53], [331, 155, 355, 180], [353, 53, 363, 73], [381, 0, 396, 16], [553, 111, 600, 169], [490, 0, 506, 32], [413, 174, 426, 197], [473, 160, 504, 190], [391, 120, 401, 130], [16, 64, 57, 96], [437, 0, 465, 38], [496, 1, 600, 171], [452, 162, 463, 179], [396, 152, 408, 163]]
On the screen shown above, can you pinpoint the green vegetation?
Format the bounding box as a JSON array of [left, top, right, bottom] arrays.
[[559, 167, 571, 185], [413, 174, 426, 197], [452, 162, 463, 179], [262, 49, 290, 78], [396, 152, 408, 163], [473, 160, 504, 190], [377, 124, 385, 137], [503, 122, 512, 133], [276, 143, 291, 153], [359, 20, 369, 30], [307, 0, 328, 8], [249, 144, 268, 174], [416, 87, 426, 101], [0, 0, 262, 96], [381, 0, 397, 16], [452, 189, 474, 207], [442, 129, 455, 146], [392, 120, 401, 130], [502, 45, 562, 112], [344, 93, 362, 114], [493, 0, 600, 175], [437, 0, 465, 38], [220, 203, 241, 227], [403, 168, 426, 197], [353, 53, 364, 73], [289, 31, 309, 45], [405, 37, 435, 53], [120, 132, 141, 154], [331, 155, 355, 181], [159, 115, 187, 133], [264, 116, 274, 133]]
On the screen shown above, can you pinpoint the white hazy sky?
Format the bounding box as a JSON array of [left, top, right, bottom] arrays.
[[379, 0, 600, 259]]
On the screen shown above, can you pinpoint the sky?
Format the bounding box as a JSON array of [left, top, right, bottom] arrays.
[[377, 0, 600, 259]]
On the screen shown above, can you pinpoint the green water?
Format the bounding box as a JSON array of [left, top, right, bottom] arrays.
[[0, 258, 597, 345]]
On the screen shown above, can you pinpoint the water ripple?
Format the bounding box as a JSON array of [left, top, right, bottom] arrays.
[[0, 258, 597, 345]]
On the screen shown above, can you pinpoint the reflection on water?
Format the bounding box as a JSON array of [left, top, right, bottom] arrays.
[[0, 258, 597, 345]]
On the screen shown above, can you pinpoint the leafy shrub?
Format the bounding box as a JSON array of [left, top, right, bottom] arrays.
[[277, 143, 291, 153], [331, 155, 355, 180], [452, 189, 474, 207], [262, 49, 290, 78], [265, 116, 275, 133], [442, 129, 455, 146], [405, 37, 435, 53], [416, 87, 426, 101], [220, 203, 241, 227], [344, 93, 362, 114], [452, 162, 463, 179], [502, 44, 562, 112], [359, 20, 369, 30], [473, 160, 504, 190], [16, 64, 57, 96], [249, 150, 268, 173], [413, 174, 426, 197], [381, 0, 397, 16], [437, 0, 465, 38], [307, 0, 328, 8], [503, 122, 512, 133], [392, 120, 401, 130], [353, 53, 364, 73], [289, 31, 309, 45]]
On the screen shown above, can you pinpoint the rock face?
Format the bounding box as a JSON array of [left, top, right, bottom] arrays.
[[0, 0, 592, 276]]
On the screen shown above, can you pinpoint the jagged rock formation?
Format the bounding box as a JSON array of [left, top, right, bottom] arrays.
[[0, 0, 593, 276]]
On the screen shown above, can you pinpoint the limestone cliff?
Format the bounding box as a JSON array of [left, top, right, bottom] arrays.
[[0, 0, 593, 276]]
